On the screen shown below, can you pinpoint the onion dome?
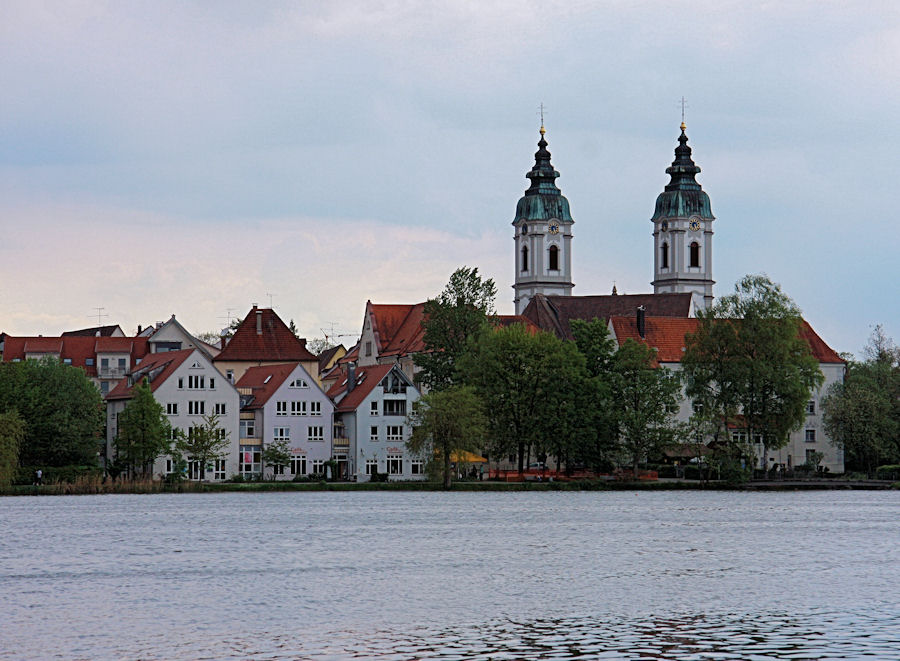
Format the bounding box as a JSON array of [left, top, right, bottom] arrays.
[[652, 123, 714, 220], [513, 127, 573, 225]]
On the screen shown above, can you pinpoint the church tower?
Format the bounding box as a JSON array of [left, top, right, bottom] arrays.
[[651, 123, 715, 309], [513, 125, 574, 314]]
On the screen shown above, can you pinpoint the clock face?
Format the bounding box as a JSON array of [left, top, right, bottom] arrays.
[[548, 221, 560, 234], [660, 220, 669, 232], [689, 218, 701, 232]]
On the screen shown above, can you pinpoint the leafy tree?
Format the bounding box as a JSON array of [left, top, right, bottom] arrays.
[[570, 318, 619, 469], [288, 319, 300, 339], [415, 266, 497, 391], [114, 378, 172, 478], [407, 386, 488, 488], [682, 275, 824, 471], [459, 323, 587, 474], [307, 336, 336, 356], [0, 410, 25, 489], [262, 438, 292, 480], [611, 339, 683, 476], [175, 413, 231, 481], [0, 357, 104, 467]]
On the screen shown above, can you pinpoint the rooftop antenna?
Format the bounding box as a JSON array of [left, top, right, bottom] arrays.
[[266, 292, 275, 308], [91, 307, 109, 327], [321, 322, 354, 344], [218, 308, 237, 327]]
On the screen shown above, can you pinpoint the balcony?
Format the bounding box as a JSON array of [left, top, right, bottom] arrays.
[[333, 437, 350, 449], [97, 367, 126, 379]]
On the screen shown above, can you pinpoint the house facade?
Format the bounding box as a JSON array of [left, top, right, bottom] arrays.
[[106, 348, 241, 480], [235, 362, 335, 480], [327, 363, 423, 482]]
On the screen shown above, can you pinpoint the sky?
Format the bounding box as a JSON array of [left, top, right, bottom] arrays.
[[1, 1, 898, 357]]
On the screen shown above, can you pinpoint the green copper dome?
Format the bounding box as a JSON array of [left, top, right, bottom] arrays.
[[513, 129, 573, 224], [652, 126, 714, 220]]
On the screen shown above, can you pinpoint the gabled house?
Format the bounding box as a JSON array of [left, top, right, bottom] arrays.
[[607, 313, 846, 473], [234, 362, 335, 480], [1, 335, 151, 396], [213, 306, 318, 386], [143, 315, 220, 358], [106, 348, 240, 480], [327, 363, 423, 482]]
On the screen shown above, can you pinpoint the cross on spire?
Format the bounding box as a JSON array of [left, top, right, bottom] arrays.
[[538, 103, 547, 135], [679, 96, 689, 130]]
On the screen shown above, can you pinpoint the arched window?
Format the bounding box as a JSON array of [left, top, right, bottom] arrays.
[[521, 245, 529, 272], [661, 242, 669, 269], [690, 241, 700, 268], [548, 245, 559, 271]]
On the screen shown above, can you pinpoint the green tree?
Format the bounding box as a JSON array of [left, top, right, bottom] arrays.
[[682, 275, 824, 471], [611, 339, 683, 476], [176, 413, 231, 481], [262, 438, 292, 480], [114, 378, 172, 478], [414, 266, 497, 391], [0, 357, 104, 467], [570, 318, 619, 470], [407, 386, 488, 488], [0, 410, 25, 489], [459, 323, 587, 475]]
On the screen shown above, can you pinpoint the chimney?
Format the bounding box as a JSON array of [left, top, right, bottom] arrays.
[[256, 308, 263, 335], [636, 306, 646, 339], [347, 364, 356, 393], [137, 325, 142, 334]]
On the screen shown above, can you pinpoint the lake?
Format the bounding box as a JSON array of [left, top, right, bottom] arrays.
[[2, 490, 899, 659]]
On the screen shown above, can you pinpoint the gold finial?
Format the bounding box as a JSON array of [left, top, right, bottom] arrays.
[[680, 121, 686, 131], [540, 125, 546, 136]]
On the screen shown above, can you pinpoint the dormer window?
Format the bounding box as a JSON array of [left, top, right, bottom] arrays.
[[289, 378, 309, 388]]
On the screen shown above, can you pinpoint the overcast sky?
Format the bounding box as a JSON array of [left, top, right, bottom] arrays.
[[1, 1, 897, 356]]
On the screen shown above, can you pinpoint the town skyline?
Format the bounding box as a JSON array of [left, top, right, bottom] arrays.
[[2, 2, 898, 356]]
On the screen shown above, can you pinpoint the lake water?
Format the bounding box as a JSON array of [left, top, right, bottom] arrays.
[[2, 490, 899, 660]]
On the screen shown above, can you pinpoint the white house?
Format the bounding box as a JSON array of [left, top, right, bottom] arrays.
[[106, 348, 241, 480], [327, 363, 424, 482], [234, 362, 335, 480]]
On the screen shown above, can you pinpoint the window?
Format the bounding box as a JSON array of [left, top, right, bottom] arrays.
[[170, 427, 180, 441], [387, 454, 403, 475], [214, 403, 226, 415], [383, 400, 406, 416], [521, 245, 529, 272], [805, 429, 816, 443], [166, 403, 178, 415], [187, 375, 205, 389], [63, 358, 72, 365], [100, 381, 109, 395], [310, 401, 321, 416], [226, 370, 234, 383], [209, 377, 215, 390], [386, 425, 403, 442], [308, 426, 324, 442], [731, 431, 747, 443], [213, 459, 226, 480], [165, 458, 176, 474], [85, 358, 94, 366], [411, 459, 424, 475], [370, 401, 379, 416], [370, 426, 379, 441], [240, 446, 261, 475], [274, 427, 289, 441], [383, 372, 407, 393], [311, 459, 325, 475], [291, 401, 307, 416], [365, 459, 377, 475], [805, 449, 819, 463], [177, 377, 184, 389], [289, 378, 309, 388], [689, 241, 700, 268], [291, 454, 306, 475], [240, 419, 256, 438], [365, 341, 373, 357], [118, 358, 126, 370], [188, 401, 205, 415], [273, 464, 285, 476], [661, 242, 669, 269], [276, 401, 288, 416], [807, 400, 816, 415], [548, 245, 559, 271]]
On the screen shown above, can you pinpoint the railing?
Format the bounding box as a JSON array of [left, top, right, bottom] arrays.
[[332, 437, 350, 448], [97, 367, 126, 378]]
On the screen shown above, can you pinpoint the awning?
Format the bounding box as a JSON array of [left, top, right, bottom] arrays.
[[450, 450, 488, 463]]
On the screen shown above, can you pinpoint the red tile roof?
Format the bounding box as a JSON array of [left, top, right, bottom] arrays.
[[494, 314, 542, 334], [214, 307, 317, 362], [609, 316, 845, 366], [523, 293, 695, 340], [326, 363, 395, 412], [369, 302, 426, 357], [235, 363, 300, 409], [3, 336, 150, 376], [106, 349, 194, 400]]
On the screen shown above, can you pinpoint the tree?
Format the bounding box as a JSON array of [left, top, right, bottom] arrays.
[[288, 319, 300, 339], [459, 323, 587, 475], [262, 438, 292, 480], [0, 357, 104, 467], [0, 410, 25, 489], [115, 378, 172, 478], [307, 336, 336, 356], [682, 275, 824, 471], [175, 413, 231, 481], [414, 266, 497, 391], [570, 318, 619, 470], [407, 386, 488, 488], [611, 339, 683, 476]]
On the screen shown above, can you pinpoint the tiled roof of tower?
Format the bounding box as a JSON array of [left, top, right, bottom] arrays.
[[235, 363, 300, 409], [106, 348, 194, 400], [523, 293, 694, 340], [214, 306, 316, 362], [2, 336, 150, 376], [609, 316, 845, 367], [326, 364, 394, 412]]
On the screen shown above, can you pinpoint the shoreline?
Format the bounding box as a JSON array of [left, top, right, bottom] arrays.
[[3, 478, 897, 496]]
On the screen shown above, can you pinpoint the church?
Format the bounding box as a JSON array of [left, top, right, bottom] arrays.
[[511, 122, 846, 474]]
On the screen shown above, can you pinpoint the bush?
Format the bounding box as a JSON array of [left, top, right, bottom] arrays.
[[15, 464, 102, 485], [875, 464, 900, 480]]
